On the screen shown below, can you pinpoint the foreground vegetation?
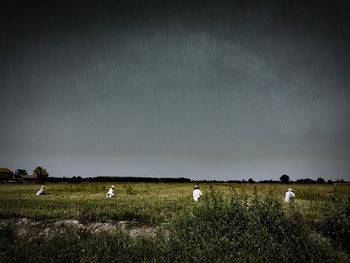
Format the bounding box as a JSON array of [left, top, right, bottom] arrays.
[[0, 183, 349, 262]]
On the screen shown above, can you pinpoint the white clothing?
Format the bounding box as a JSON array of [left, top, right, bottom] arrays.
[[193, 189, 202, 201], [284, 190, 295, 203], [36, 188, 45, 196], [106, 188, 115, 198]]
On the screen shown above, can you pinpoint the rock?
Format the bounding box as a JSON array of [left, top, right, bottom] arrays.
[[129, 226, 170, 239], [53, 219, 83, 229], [0, 218, 170, 241], [86, 222, 118, 234]]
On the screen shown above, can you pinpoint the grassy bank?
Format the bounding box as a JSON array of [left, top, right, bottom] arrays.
[[0, 183, 349, 221], [0, 183, 349, 262]]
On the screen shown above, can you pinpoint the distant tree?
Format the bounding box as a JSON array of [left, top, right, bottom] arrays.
[[327, 179, 333, 184], [296, 178, 315, 184], [317, 177, 325, 184], [280, 174, 290, 183], [71, 176, 84, 183], [14, 169, 27, 183], [33, 166, 49, 183], [248, 178, 255, 183], [15, 169, 28, 176]]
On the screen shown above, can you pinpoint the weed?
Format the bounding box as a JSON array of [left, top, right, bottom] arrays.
[[0, 182, 349, 262]]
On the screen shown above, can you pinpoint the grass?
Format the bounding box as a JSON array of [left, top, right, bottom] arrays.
[[0, 182, 349, 262], [0, 183, 193, 224], [0, 183, 348, 223]]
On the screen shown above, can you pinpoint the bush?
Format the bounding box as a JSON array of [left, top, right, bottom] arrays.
[[1, 188, 346, 262], [33, 166, 49, 183], [319, 198, 350, 252], [170, 188, 341, 262]]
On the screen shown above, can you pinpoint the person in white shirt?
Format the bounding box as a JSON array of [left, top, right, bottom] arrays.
[[193, 185, 202, 201], [36, 185, 45, 196], [284, 188, 295, 203], [106, 185, 115, 198]]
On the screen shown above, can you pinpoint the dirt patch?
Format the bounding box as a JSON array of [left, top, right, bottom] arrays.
[[0, 218, 169, 241]]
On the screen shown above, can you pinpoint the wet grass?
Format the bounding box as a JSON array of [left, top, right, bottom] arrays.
[[0, 182, 349, 262], [0, 182, 348, 223]]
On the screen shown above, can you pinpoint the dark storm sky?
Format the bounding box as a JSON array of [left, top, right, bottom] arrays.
[[1, 0, 350, 180]]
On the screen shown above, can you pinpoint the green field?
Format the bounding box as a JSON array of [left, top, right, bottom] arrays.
[[0, 182, 349, 262]]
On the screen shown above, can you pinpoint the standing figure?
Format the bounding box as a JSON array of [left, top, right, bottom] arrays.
[[193, 185, 202, 201], [106, 185, 115, 198], [284, 188, 295, 203], [36, 185, 45, 196]]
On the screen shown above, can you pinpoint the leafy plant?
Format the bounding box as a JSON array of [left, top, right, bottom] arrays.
[[33, 166, 49, 183]]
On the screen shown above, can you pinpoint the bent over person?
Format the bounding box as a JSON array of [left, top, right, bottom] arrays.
[[284, 188, 295, 203], [106, 185, 115, 198], [36, 185, 45, 196], [193, 185, 202, 201]]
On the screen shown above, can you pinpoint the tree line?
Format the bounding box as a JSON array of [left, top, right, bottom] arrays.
[[3, 168, 345, 184], [1, 167, 49, 183]]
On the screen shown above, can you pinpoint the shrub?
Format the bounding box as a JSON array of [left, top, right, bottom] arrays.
[[1, 185, 348, 262], [170, 188, 341, 262], [33, 166, 49, 183], [319, 198, 350, 252]]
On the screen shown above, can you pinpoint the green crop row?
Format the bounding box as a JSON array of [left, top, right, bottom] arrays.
[[0, 183, 349, 262]]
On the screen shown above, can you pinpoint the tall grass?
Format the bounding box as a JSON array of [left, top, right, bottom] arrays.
[[0, 183, 193, 224], [167, 187, 343, 262], [0, 183, 349, 261], [316, 197, 350, 252], [1, 186, 349, 262], [1, 183, 349, 221]]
